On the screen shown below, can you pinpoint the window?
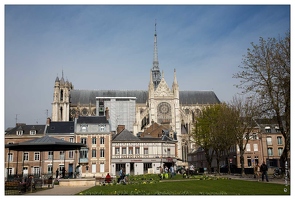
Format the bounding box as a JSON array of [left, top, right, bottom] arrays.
[[60, 151, 64, 160], [246, 144, 251, 151], [277, 136, 283, 145], [167, 148, 171, 157], [23, 152, 29, 161], [34, 152, 40, 161], [80, 149, 88, 159], [252, 133, 258, 140], [100, 149, 105, 158], [135, 147, 140, 154], [100, 126, 105, 132], [81, 138, 87, 144], [129, 147, 133, 155], [265, 126, 271, 133], [115, 148, 120, 155], [247, 156, 252, 167], [253, 144, 258, 151], [100, 137, 105, 144], [69, 137, 74, 143], [16, 130, 23, 135], [254, 156, 259, 165], [92, 137, 96, 145], [92, 149, 96, 158], [48, 151, 53, 160], [33, 167, 40, 175], [30, 130, 36, 135], [47, 165, 53, 174], [81, 124, 88, 132], [278, 148, 283, 156], [267, 137, 272, 145], [267, 148, 273, 156], [8, 153, 13, 162], [122, 147, 127, 155], [144, 148, 148, 155], [69, 151, 74, 159]]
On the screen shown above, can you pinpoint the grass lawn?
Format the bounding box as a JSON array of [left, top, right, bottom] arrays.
[[77, 174, 290, 195]]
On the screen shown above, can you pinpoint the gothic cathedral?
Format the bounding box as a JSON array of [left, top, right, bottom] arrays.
[[51, 23, 220, 166]]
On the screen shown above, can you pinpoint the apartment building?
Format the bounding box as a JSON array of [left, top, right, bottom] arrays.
[[74, 116, 112, 178], [5, 123, 46, 178]]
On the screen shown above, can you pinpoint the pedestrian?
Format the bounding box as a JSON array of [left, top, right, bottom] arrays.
[[170, 165, 175, 178], [260, 161, 269, 182], [62, 167, 66, 178], [118, 167, 125, 183], [189, 164, 195, 176], [254, 163, 260, 181], [105, 173, 111, 183], [56, 168, 59, 179]]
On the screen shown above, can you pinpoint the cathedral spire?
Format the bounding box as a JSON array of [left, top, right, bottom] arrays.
[[153, 20, 159, 70], [151, 19, 161, 89]]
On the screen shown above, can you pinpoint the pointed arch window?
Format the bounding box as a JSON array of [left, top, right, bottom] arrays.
[[60, 89, 63, 101]]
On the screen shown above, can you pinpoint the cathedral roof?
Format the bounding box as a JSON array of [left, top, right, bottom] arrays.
[[70, 90, 148, 105], [69, 90, 220, 105], [179, 91, 220, 104]]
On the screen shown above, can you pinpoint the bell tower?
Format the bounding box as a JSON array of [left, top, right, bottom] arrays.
[[51, 71, 73, 121]]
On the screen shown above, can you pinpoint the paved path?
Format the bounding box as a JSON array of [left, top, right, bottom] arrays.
[[25, 185, 92, 195]]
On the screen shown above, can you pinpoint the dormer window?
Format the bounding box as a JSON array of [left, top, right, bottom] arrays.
[[30, 130, 36, 135], [80, 124, 88, 132], [265, 126, 271, 133], [16, 130, 23, 135]]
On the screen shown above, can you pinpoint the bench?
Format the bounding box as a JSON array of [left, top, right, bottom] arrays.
[[5, 181, 26, 194]]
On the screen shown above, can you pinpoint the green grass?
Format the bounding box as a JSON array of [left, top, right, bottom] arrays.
[[76, 174, 290, 195]]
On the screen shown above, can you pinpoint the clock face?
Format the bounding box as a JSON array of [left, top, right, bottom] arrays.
[[158, 102, 170, 114]]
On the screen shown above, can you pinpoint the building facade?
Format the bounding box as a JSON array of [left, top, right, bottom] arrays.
[[50, 24, 220, 167], [74, 116, 112, 178]]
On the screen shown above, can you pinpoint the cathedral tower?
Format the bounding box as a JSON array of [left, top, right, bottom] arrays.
[[51, 72, 73, 121]]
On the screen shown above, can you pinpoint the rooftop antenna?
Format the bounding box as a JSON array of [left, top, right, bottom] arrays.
[[15, 114, 19, 125]]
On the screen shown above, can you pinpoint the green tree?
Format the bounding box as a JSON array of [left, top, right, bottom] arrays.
[[192, 105, 216, 173], [233, 31, 290, 166]]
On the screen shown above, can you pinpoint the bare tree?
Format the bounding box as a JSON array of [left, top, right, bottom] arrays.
[[228, 96, 258, 177], [233, 31, 290, 166]]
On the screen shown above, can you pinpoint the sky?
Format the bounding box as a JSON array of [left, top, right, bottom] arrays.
[[2, 2, 291, 129]]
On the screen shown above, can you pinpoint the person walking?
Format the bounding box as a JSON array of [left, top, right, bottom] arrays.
[[55, 168, 59, 179], [254, 163, 260, 181], [260, 161, 269, 182]]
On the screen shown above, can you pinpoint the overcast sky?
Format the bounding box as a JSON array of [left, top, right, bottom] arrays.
[[3, 3, 290, 129]]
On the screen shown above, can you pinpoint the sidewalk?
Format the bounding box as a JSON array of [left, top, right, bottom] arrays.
[[225, 174, 289, 185], [25, 185, 92, 195]]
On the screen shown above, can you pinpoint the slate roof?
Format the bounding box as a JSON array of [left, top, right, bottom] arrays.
[[5, 135, 86, 151], [112, 129, 141, 141], [46, 121, 74, 134], [70, 90, 148, 104], [5, 124, 46, 136], [69, 90, 220, 105], [76, 116, 109, 124]]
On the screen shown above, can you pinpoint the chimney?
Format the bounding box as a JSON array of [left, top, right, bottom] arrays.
[[105, 107, 110, 120], [46, 117, 51, 126], [117, 125, 125, 134]]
